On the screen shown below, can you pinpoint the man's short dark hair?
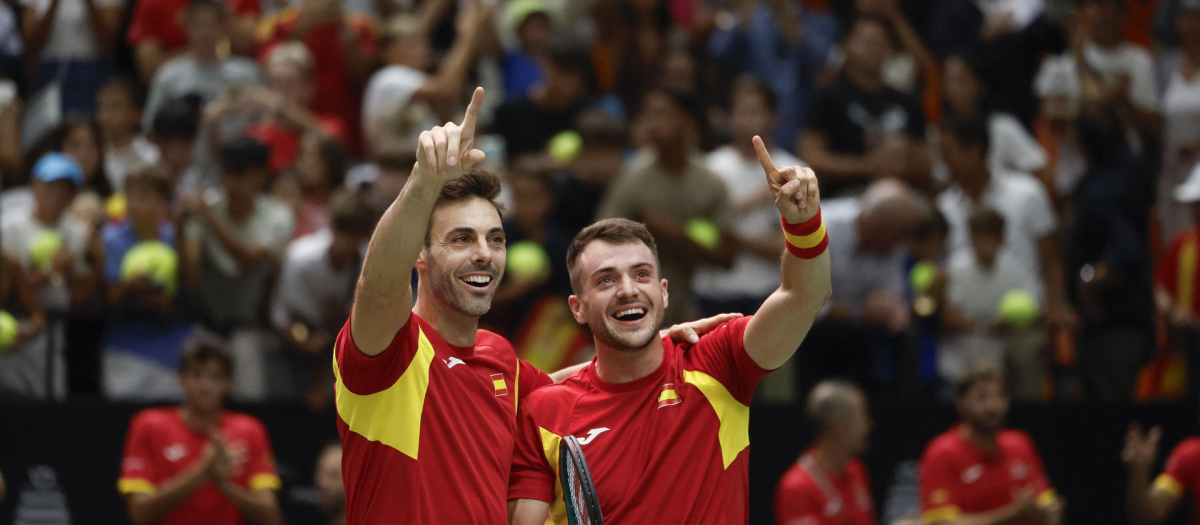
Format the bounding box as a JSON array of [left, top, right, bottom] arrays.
[[731, 75, 777, 113], [847, 14, 900, 49], [956, 360, 1006, 398], [330, 189, 378, 236], [546, 35, 598, 95], [100, 75, 147, 109], [968, 208, 1006, 237], [151, 102, 199, 140], [566, 218, 659, 295], [179, 340, 234, 377], [125, 164, 174, 201], [644, 84, 702, 127], [942, 114, 991, 155], [220, 136, 270, 175], [805, 380, 864, 435], [576, 109, 626, 150], [424, 170, 506, 246], [914, 207, 949, 241]]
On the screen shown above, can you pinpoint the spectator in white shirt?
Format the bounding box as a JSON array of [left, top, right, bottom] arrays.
[[21, 0, 121, 114], [695, 77, 799, 316], [97, 77, 160, 194], [1079, 0, 1160, 142], [1158, 0, 1200, 242], [941, 208, 1045, 401], [270, 189, 374, 409], [938, 114, 1076, 330]]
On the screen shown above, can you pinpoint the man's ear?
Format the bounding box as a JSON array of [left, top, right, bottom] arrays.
[[414, 248, 428, 271], [660, 279, 669, 310], [568, 295, 587, 325]]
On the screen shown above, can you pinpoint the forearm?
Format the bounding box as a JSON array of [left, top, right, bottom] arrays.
[[0, 107, 23, 177], [416, 0, 453, 36], [135, 44, 176, 84], [744, 248, 831, 370], [1038, 237, 1069, 311], [350, 168, 442, 353], [22, 8, 59, 58], [218, 485, 281, 525], [421, 27, 482, 102], [1127, 467, 1157, 525], [82, 3, 120, 54], [127, 463, 210, 525], [197, 211, 270, 270]]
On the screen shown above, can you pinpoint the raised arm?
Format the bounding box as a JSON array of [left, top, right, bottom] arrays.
[[742, 136, 832, 370], [350, 87, 488, 355]]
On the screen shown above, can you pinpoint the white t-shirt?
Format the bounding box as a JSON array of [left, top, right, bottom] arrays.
[[142, 55, 263, 130], [693, 145, 800, 299], [0, 211, 91, 313], [938, 171, 1057, 302], [939, 249, 1038, 382], [269, 229, 355, 334], [1159, 66, 1200, 241], [1083, 41, 1159, 113], [105, 137, 161, 193], [21, 0, 122, 61]]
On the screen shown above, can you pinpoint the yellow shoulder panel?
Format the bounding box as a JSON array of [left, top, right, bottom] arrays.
[[332, 327, 437, 460], [539, 426, 568, 525], [682, 369, 750, 469]]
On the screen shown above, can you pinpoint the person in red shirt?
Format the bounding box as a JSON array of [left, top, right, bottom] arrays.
[[336, 88, 735, 524], [126, 0, 261, 81], [1125, 422, 1200, 525], [507, 137, 832, 524], [117, 341, 282, 525], [919, 362, 1063, 525], [776, 380, 876, 525]]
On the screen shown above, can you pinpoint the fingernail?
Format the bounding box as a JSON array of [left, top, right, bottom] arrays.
[[449, 157, 457, 166]]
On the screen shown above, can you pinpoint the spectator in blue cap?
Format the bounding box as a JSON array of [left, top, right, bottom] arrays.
[[0, 151, 104, 399]]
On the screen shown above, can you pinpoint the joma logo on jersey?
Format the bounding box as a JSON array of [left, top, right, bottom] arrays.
[[656, 383, 681, 408], [578, 428, 609, 445], [491, 373, 508, 396]]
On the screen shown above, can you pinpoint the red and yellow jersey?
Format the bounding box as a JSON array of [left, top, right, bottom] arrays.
[[509, 316, 769, 524], [1155, 437, 1200, 524], [775, 455, 876, 525], [117, 408, 281, 525], [919, 426, 1055, 525], [1155, 227, 1200, 317], [335, 312, 552, 524]]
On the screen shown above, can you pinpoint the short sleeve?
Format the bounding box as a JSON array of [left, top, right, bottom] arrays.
[[118, 414, 160, 495], [1129, 51, 1159, 112], [775, 469, 827, 525], [253, 204, 294, 254], [1158, 440, 1200, 498], [243, 419, 281, 491], [508, 405, 557, 503], [919, 445, 961, 523], [125, 0, 164, 46], [518, 359, 553, 405], [334, 313, 421, 395], [683, 316, 767, 405], [1020, 178, 1058, 239]]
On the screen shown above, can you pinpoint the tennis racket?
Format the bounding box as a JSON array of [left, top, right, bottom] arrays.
[[560, 435, 604, 525]]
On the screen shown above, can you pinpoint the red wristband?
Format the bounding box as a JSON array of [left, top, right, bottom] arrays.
[[782, 209, 828, 259]]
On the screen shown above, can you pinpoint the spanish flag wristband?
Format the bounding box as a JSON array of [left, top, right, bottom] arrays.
[[782, 208, 828, 259]]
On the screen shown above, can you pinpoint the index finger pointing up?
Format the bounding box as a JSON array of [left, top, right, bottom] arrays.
[[459, 87, 485, 136], [752, 135, 776, 175]]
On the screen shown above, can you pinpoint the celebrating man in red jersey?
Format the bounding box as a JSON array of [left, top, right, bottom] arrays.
[[1125, 421, 1200, 525], [335, 88, 729, 524], [118, 342, 282, 525], [507, 136, 832, 524], [776, 380, 876, 525], [919, 363, 1063, 525]]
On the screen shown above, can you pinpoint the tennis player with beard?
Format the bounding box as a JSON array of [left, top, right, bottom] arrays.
[[335, 88, 738, 524], [507, 136, 833, 524], [919, 363, 1063, 525]]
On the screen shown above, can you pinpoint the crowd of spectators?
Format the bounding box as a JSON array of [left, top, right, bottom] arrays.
[[0, 0, 1196, 407]]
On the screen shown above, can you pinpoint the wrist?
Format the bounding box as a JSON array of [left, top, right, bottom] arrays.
[[782, 208, 828, 259]]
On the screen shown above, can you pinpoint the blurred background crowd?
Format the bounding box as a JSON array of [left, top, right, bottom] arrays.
[[0, 0, 1195, 411]]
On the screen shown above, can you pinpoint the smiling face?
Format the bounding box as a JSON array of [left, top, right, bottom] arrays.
[[568, 240, 668, 351], [417, 197, 507, 318]]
